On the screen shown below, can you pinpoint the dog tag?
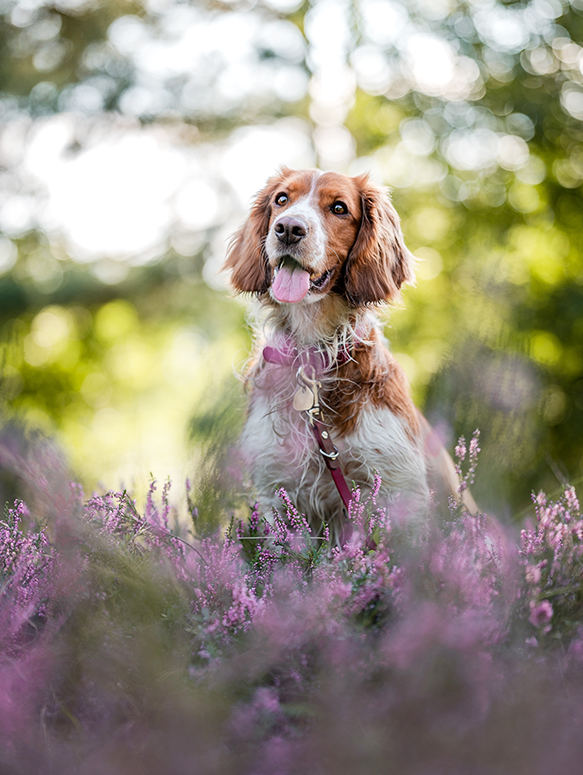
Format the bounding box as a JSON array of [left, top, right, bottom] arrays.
[[293, 385, 314, 412]]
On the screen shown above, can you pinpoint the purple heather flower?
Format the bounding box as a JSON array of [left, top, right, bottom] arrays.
[[455, 438, 467, 462], [469, 434, 481, 458], [529, 600, 553, 629]]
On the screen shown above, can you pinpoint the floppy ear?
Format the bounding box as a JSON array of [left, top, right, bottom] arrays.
[[343, 176, 415, 305], [223, 173, 285, 294]]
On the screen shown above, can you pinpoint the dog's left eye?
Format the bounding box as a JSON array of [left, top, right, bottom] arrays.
[[332, 201, 348, 215]]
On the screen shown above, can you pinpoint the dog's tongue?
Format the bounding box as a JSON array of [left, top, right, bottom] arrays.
[[272, 261, 310, 303]]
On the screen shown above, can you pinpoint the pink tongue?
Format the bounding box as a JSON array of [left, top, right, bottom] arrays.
[[272, 263, 311, 303]]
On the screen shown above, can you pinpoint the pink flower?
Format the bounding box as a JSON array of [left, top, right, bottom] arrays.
[[454, 438, 467, 462], [565, 486, 580, 513], [469, 434, 481, 458], [525, 564, 542, 585], [529, 600, 553, 629]]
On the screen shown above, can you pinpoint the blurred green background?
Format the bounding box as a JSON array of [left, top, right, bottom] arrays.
[[0, 0, 582, 517]]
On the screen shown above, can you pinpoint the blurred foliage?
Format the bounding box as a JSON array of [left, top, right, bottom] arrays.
[[0, 252, 249, 488], [0, 0, 582, 514]]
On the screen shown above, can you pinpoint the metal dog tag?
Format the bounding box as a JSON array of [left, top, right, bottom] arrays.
[[293, 385, 314, 412]]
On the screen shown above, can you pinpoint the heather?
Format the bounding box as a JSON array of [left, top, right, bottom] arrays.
[[0, 432, 582, 774]]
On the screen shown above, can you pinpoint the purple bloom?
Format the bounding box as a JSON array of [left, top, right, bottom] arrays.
[[455, 438, 467, 463], [2, 432, 583, 771], [529, 600, 553, 628]]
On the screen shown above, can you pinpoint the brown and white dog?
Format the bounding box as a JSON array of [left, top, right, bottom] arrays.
[[224, 167, 467, 536]]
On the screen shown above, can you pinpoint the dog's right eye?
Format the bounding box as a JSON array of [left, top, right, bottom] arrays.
[[275, 193, 288, 206]]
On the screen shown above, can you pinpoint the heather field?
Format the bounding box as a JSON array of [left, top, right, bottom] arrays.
[[2, 430, 583, 775]]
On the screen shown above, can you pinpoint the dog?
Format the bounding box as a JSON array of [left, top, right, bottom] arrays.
[[223, 167, 470, 537]]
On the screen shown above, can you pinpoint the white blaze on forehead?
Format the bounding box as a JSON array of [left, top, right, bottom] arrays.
[[265, 170, 328, 272], [276, 170, 323, 225]]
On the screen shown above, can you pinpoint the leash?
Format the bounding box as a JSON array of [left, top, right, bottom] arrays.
[[293, 365, 353, 512], [262, 341, 353, 512]]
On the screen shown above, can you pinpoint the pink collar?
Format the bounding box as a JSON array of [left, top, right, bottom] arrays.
[[262, 334, 352, 372]]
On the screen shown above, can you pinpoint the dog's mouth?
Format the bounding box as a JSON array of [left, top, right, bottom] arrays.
[[272, 257, 332, 304]]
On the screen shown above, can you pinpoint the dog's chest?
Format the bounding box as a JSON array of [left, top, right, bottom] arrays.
[[242, 360, 429, 510]]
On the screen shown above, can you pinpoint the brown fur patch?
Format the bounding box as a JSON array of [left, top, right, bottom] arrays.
[[223, 172, 284, 294], [341, 176, 415, 305], [323, 331, 420, 439]]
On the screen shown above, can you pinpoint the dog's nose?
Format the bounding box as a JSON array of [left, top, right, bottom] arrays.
[[273, 216, 307, 245]]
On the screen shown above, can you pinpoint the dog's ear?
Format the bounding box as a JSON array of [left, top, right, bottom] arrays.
[[223, 173, 285, 294], [343, 176, 415, 305]]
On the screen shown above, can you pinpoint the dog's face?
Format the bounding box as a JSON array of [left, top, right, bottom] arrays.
[[224, 168, 414, 307]]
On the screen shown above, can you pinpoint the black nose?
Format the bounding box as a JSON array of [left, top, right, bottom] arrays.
[[274, 216, 307, 245]]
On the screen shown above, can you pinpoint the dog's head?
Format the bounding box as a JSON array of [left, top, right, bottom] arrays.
[[223, 168, 414, 306]]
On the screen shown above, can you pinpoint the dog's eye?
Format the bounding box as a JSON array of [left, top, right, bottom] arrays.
[[332, 201, 348, 215], [275, 193, 288, 206]]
